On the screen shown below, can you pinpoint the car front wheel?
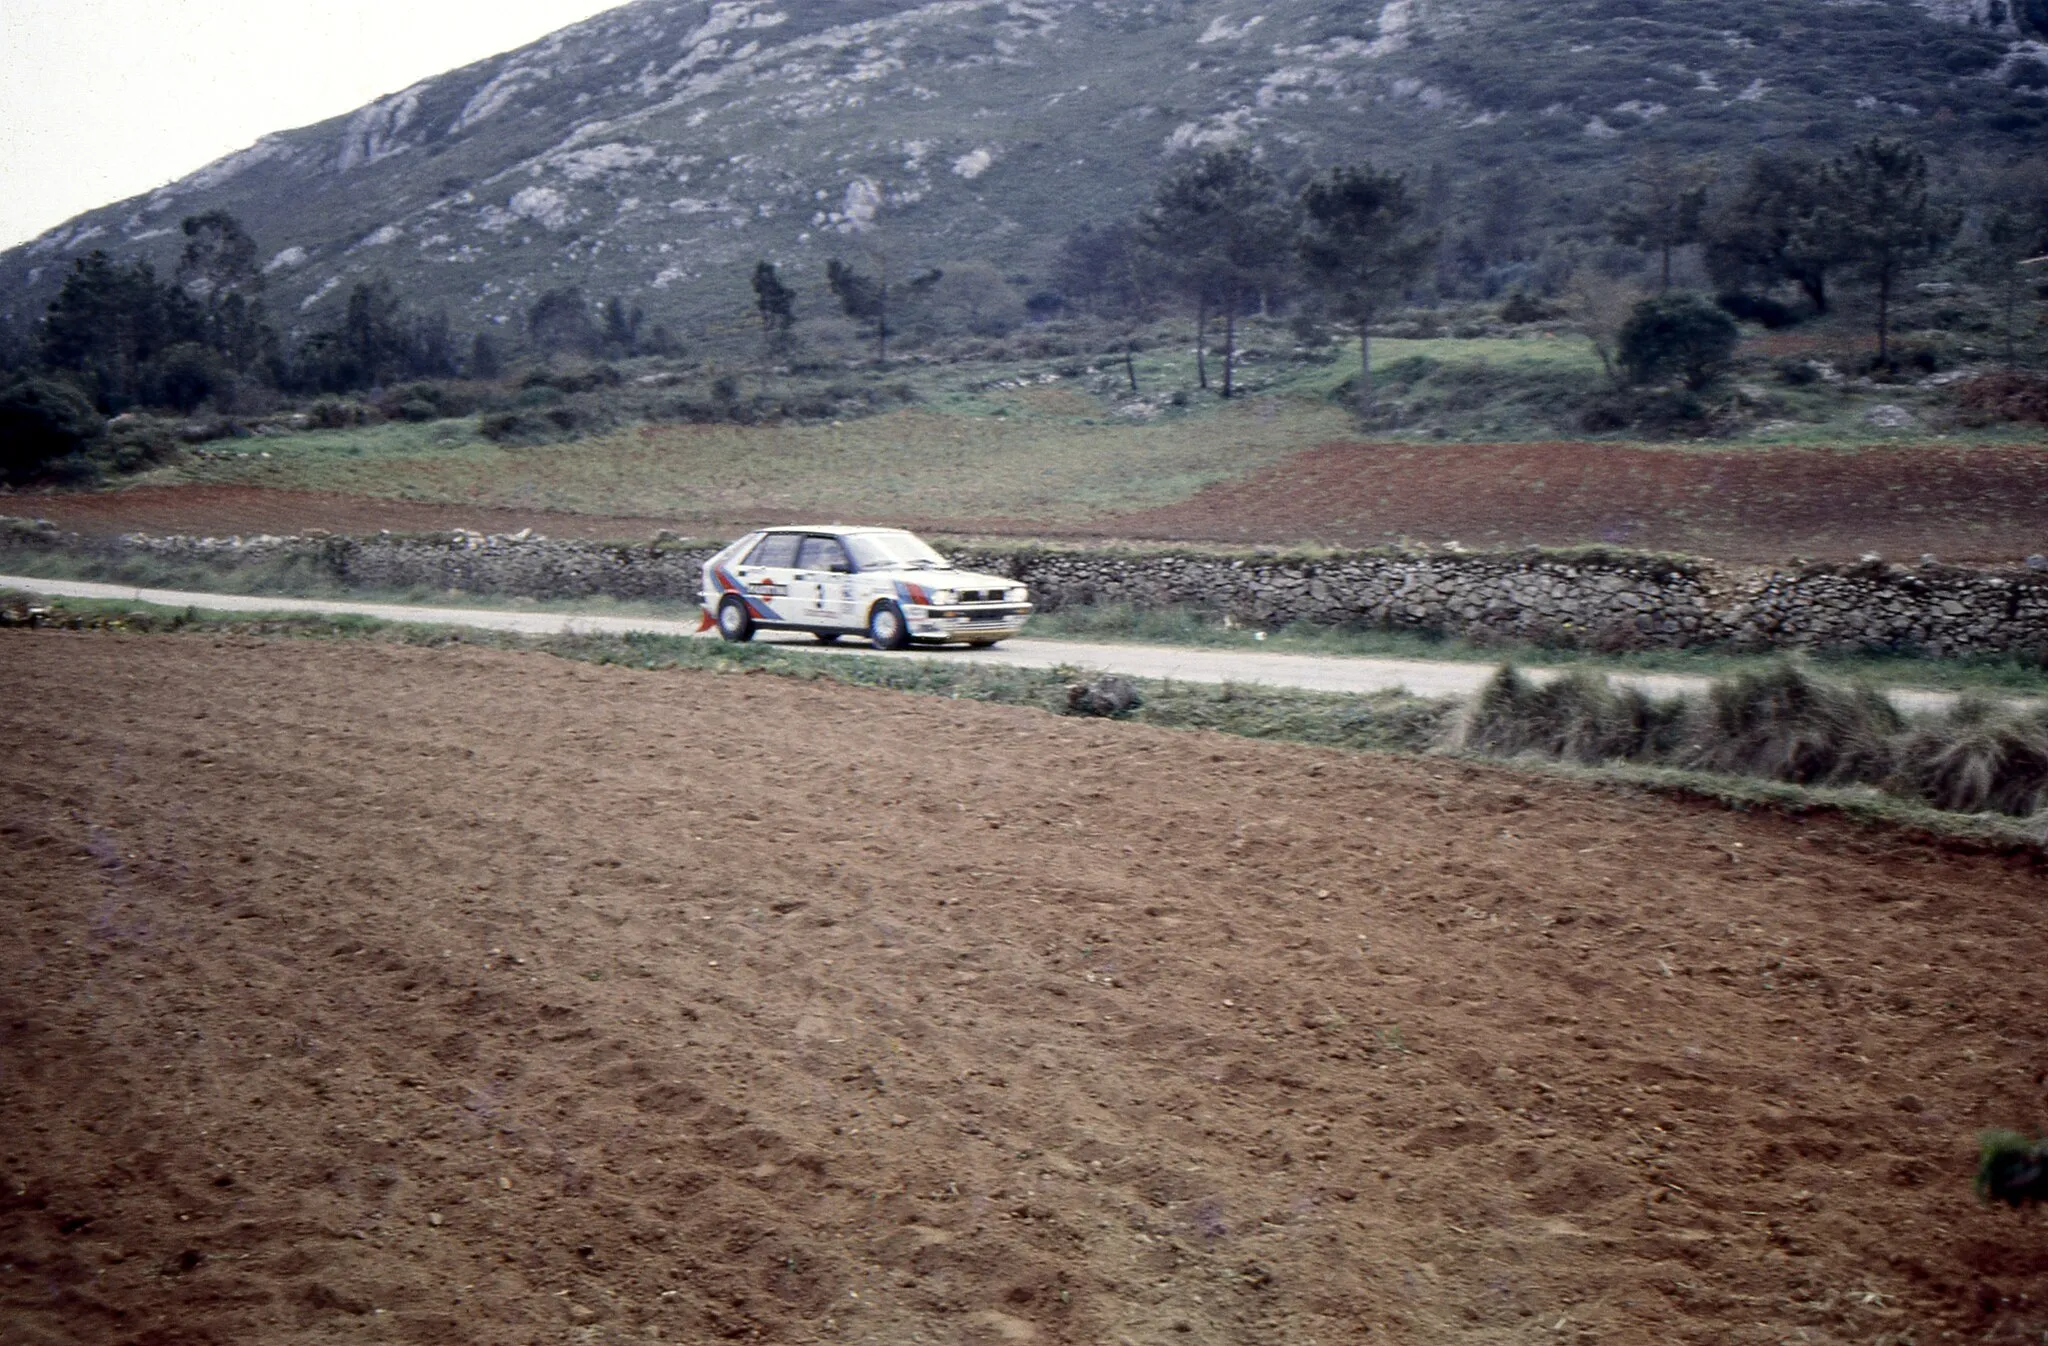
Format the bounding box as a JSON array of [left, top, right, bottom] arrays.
[[717, 595, 755, 643], [868, 601, 909, 650]]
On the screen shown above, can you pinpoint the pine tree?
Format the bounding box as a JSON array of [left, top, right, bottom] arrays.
[[1298, 164, 1435, 416], [1141, 148, 1295, 398], [1814, 139, 1961, 364], [751, 260, 796, 352]]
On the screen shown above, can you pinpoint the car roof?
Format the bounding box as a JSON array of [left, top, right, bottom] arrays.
[[758, 525, 910, 536]]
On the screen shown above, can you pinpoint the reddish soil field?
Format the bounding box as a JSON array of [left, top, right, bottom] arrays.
[[5, 633, 2047, 1345], [1110, 440, 2048, 564], [10, 438, 2048, 568], [1, 486, 684, 544]]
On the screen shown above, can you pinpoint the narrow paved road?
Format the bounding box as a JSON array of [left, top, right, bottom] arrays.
[[1, 575, 1969, 714]]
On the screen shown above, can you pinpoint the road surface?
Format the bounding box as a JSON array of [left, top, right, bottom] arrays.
[[0, 575, 1970, 714]]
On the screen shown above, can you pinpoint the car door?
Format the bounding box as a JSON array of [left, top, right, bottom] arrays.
[[794, 534, 858, 629], [729, 531, 801, 625]]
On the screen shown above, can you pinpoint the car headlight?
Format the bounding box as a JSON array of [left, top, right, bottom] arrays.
[[1008, 587, 1028, 603], [929, 588, 958, 606]]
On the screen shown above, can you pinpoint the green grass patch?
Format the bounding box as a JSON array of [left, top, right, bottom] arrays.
[[161, 379, 1354, 526]]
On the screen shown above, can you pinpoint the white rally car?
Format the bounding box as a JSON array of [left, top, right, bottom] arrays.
[[700, 525, 1032, 649]]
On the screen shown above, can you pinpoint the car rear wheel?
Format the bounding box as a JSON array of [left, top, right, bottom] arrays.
[[717, 595, 754, 643], [868, 602, 909, 651]]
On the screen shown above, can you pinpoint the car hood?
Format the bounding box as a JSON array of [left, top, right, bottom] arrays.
[[878, 567, 1019, 592]]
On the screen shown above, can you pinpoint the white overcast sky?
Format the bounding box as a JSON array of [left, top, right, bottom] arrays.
[[0, 0, 627, 250]]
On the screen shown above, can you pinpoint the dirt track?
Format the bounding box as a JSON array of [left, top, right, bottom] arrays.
[[4, 633, 2046, 1345]]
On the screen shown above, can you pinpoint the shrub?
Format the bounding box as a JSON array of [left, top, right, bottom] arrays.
[[0, 375, 102, 483], [308, 398, 372, 429], [1716, 292, 1801, 330], [1618, 293, 1740, 389], [376, 381, 481, 422], [101, 415, 183, 473], [1499, 291, 1558, 325], [1578, 386, 1711, 436], [152, 342, 232, 413], [521, 364, 622, 395], [1955, 371, 2048, 426], [1459, 661, 2048, 819], [479, 410, 534, 442]]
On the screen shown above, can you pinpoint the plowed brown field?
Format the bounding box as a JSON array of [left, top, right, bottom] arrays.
[[3, 634, 2046, 1345], [1113, 440, 2048, 564]]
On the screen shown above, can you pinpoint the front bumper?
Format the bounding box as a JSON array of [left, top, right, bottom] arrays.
[[907, 604, 1033, 642]]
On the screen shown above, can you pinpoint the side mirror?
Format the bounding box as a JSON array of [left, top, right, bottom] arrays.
[[831, 561, 853, 573]]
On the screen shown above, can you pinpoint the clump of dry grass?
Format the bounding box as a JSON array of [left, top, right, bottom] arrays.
[[1679, 664, 1901, 787], [1894, 696, 2048, 817], [1459, 661, 2048, 820], [1459, 665, 1682, 764]]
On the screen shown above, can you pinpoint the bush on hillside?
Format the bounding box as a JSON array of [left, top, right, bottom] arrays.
[[1715, 292, 1802, 330], [1618, 293, 1740, 390], [1577, 386, 1714, 437], [1955, 371, 2048, 425], [152, 342, 233, 413], [0, 374, 103, 483], [1499, 291, 1560, 325]]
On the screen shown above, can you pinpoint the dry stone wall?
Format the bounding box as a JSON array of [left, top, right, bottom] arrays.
[[955, 548, 2048, 658], [5, 517, 2045, 659]]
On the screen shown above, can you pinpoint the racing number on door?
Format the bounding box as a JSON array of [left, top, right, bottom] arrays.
[[796, 535, 856, 628]]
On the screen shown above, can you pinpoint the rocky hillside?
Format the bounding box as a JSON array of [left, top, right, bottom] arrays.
[[5, 0, 2044, 338]]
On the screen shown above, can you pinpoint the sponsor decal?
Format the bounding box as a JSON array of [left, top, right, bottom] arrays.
[[712, 564, 781, 622]]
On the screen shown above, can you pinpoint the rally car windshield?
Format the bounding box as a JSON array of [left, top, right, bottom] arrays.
[[845, 531, 949, 571]]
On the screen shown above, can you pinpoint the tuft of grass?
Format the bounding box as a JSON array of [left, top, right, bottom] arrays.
[[1459, 659, 2048, 821], [1457, 665, 1683, 765], [1976, 1132, 2048, 1209], [1895, 697, 2048, 818], [1683, 663, 1903, 787]]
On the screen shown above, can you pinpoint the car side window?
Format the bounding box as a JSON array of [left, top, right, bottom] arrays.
[[797, 536, 852, 573], [745, 533, 800, 567]]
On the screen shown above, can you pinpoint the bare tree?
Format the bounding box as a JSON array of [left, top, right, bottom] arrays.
[[1565, 269, 1644, 384]]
